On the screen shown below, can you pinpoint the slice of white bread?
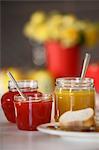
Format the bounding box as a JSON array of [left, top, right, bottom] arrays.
[[59, 108, 94, 128]]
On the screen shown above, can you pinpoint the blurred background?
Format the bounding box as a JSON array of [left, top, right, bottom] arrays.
[[0, 0, 99, 96]]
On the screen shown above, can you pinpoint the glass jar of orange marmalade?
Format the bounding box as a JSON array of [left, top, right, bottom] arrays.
[[54, 77, 95, 121]]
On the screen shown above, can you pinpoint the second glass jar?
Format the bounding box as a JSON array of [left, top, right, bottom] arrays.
[[54, 77, 95, 121]]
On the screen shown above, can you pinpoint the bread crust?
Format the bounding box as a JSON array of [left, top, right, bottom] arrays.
[[59, 108, 95, 129]]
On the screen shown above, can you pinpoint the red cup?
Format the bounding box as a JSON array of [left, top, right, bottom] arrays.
[[14, 94, 52, 131], [45, 41, 81, 78], [86, 63, 99, 93]]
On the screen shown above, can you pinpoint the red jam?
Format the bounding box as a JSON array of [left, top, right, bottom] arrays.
[[1, 91, 42, 123], [14, 96, 52, 131], [1, 80, 42, 123]]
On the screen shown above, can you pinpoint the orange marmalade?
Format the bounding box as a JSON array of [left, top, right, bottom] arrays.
[[54, 77, 95, 121]]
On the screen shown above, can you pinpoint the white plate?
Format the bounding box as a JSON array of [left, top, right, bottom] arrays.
[[37, 122, 99, 141]]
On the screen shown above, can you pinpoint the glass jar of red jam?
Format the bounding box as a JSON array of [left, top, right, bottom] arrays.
[[14, 94, 52, 131], [1, 80, 42, 123]]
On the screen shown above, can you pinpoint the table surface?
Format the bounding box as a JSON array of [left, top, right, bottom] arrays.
[[0, 94, 99, 150]]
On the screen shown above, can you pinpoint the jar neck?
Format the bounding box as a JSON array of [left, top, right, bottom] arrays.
[[9, 87, 38, 92], [56, 77, 94, 89], [8, 80, 38, 91]]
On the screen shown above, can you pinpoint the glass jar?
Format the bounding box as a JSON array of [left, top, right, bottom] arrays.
[[54, 77, 95, 121], [1, 80, 42, 123], [14, 94, 52, 131]]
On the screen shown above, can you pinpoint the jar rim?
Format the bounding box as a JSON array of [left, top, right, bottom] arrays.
[[14, 94, 52, 103], [8, 80, 38, 89], [56, 77, 94, 88]]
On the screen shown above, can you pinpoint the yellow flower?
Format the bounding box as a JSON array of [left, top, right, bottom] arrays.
[[48, 14, 63, 27], [46, 14, 62, 40], [30, 11, 46, 25], [62, 14, 77, 27], [23, 22, 34, 39], [23, 11, 48, 41], [85, 24, 98, 47], [74, 21, 87, 31], [61, 27, 79, 47], [23, 21, 49, 42], [31, 23, 49, 42], [49, 26, 61, 40], [23, 11, 98, 47]]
